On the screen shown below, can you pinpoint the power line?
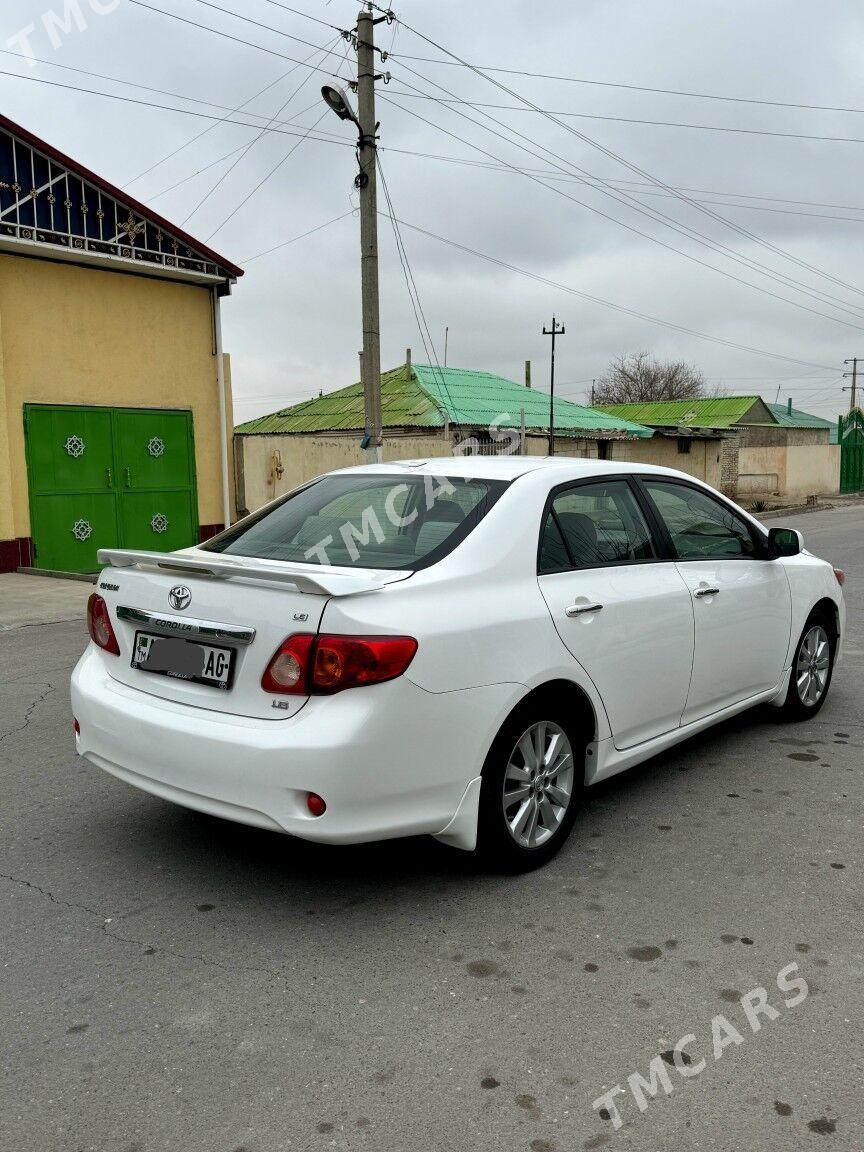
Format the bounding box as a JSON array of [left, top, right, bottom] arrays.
[[206, 106, 330, 239], [387, 51, 864, 118], [378, 211, 838, 371], [125, 0, 353, 81], [241, 210, 355, 262], [380, 12, 864, 305], [380, 88, 864, 331], [375, 154, 458, 416], [382, 65, 864, 324], [384, 60, 864, 322], [133, 0, 349, 62], [183, 37, 338, 227], [386, 85, 864, 147], [381, 144, 864, 225], [10, 42, 864, 221], [0, 68, 353, 147]]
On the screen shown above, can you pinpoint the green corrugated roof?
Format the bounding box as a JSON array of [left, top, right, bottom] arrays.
[[236, 363, 653, 438], [766, 402, 834, 430], [596, 395, 768, 429]]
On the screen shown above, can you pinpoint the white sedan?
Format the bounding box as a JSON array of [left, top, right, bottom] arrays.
[[71, 457, 845, 870]]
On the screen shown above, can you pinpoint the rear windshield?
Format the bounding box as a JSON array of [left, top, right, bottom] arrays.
[[203, 473, 509, 570]]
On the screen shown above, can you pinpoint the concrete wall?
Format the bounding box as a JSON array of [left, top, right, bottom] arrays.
[[236, 428, 729, 514], [236, 431, 447, 512], [0, 254, 233, 553], [738, 442, 840, 500], [527, 434, 725, 490]]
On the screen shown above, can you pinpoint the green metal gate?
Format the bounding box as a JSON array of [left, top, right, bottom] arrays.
[[24, 405, 199, 572], [839, 408, 864, 494]]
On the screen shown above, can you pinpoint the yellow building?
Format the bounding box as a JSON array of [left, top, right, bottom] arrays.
[[0, 113, 242, 573]]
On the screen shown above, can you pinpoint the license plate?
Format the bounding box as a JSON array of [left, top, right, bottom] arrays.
[[131, 631, 234, 690]]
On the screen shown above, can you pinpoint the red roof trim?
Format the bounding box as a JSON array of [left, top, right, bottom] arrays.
[[0, 112, 243, 279]]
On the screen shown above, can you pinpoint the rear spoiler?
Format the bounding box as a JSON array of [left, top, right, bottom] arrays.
[[96, 549, 410, 598]]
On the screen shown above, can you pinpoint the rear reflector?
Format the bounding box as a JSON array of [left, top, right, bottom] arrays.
[[262, 633, 418, 695], [73, 719, 80, 735], [834, 568, 846, 586], [306, 792, 326, 817], [87, 594, 120, 656]]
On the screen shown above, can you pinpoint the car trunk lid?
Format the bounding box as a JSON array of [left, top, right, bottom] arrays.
[[94, 548, 411, 719]]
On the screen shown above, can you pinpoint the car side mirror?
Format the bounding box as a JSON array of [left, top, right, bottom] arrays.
[[768, 526, 803, 558]]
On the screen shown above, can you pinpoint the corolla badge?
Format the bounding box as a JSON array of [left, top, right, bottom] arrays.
[[168, 585, 192, 611]]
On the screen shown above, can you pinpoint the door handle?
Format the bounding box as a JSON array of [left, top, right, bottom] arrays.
[[694, 586, 720, 597], [565, 602, 603, 617], [105, 467, 113, 489], [124, 467, 132, 488]]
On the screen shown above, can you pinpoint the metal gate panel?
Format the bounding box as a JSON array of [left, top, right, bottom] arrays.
[[839, 409, 864, 494], [24, 404, 198, 572]]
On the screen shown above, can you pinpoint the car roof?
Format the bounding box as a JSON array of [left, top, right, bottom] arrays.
[[329, 456, 701, 483]]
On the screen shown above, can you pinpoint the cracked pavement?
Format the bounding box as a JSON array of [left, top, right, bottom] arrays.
[[0, 505, 861, 1151]]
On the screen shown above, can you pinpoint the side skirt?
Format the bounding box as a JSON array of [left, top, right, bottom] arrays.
[[587, 680, 787, 786]]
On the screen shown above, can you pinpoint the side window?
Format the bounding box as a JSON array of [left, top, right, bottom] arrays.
[[643, 480, 757, 560], [539, 480, 656, 573]]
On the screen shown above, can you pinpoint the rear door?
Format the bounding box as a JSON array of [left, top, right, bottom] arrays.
[[537, 477, 694, 750], [638, 478, 791, 722]]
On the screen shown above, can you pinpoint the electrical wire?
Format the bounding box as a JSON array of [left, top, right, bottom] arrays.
[[0, 68, 353, 146], [375, 153, 457, 415], [376, 212, 838, 371], [380, 88, 864, 332], [386, 52, 864, 118], [378, 10, 864, 304], [240, 209, 355, 262], [384, 55, 864, 321], [125, 0, 354, 81], [387, 61, 864, 323], [203, 33, 353, 240], [183, 36, 339, 227], [386, 86, 864, 147]]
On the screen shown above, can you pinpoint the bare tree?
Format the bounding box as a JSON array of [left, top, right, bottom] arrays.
[[594, 351, 711, 405]]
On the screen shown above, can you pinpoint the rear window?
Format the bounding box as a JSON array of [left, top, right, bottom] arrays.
[[203, 473, 509, 570]]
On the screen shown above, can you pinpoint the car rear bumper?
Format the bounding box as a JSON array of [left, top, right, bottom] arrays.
[[71, 646, 516, 846]]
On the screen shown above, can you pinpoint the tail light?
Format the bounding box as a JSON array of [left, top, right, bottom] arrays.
[[262, 633, 418, 695], [834, 568, 845, 586], [87, 593, 120, 655]]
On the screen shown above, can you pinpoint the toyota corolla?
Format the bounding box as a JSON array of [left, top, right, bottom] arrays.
[[71, 457, 845, 870]]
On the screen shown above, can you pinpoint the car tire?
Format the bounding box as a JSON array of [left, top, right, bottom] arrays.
[[474, 699, 586, 872], [780, 609, 836, 721]]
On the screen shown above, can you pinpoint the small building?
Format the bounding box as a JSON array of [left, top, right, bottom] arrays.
[[597, 396, 839, 501], [234, 359, 652, 513], [0, 114, 242, 574]]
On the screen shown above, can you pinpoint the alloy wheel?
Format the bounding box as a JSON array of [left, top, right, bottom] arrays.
[[502, 721, 575, 849], [796, 625, 830, 707]]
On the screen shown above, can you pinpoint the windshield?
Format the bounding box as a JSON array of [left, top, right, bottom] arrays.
[[203, 473, 509, 570]]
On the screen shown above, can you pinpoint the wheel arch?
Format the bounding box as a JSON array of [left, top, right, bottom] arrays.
[[492, 678, 598, 783], [807, 596, 841, 644]]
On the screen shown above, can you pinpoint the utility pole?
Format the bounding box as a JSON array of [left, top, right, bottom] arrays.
[[356, 7, 383, 461], [444, 326, 449, 366], [542, 316, 565, 455], [590, 379, 596, 406], [844, 357, 859, 411]]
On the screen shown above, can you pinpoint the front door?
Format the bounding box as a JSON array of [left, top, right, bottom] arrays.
[[638, 478, 792, 723], [24, 405, 198, 573], [537, 478, 695, 750]]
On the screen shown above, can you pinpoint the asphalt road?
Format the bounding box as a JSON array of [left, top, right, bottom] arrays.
[[1, 505, 861, 1152]]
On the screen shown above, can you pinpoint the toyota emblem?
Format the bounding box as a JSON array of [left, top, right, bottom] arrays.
[[168, 585, 192, 611]]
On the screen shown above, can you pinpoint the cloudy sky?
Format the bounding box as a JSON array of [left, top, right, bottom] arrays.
[[4, 0, 864, 422]]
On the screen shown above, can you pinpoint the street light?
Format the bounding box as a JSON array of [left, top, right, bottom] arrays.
[[321, 84, 359, 127], [320, 12, 384, 463]]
